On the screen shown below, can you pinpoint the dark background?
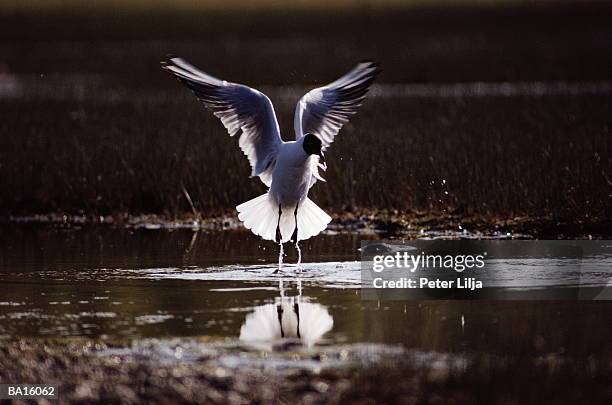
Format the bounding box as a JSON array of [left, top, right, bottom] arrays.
[[1, 1, 611, 223]]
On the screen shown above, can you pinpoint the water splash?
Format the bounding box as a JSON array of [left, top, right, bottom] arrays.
[[277, 242, 284, 273], [115, 262, 362, 286], [295, 241, 302, 272]]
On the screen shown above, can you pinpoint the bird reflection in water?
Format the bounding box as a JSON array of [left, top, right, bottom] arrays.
[[239, 279, 333, 350]]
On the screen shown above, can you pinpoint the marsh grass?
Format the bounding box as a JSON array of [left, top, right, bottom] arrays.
[[1, 86, 609, 222]]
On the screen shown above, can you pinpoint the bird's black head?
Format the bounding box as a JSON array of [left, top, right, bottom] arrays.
[[302, 133, 323, 157]]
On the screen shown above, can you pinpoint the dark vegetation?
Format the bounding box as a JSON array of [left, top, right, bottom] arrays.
[[0, 2, 611, 225]]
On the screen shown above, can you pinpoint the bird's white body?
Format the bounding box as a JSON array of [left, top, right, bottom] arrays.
[[162, 57, 378, 243], [236, 138, 329, 243], [269, 140, 313, 207]]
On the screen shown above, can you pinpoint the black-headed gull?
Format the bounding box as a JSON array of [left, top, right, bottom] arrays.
[[161, 57, 379, 243]]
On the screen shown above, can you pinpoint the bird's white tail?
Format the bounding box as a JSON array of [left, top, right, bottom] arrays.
[[236, 193, 331, 243]]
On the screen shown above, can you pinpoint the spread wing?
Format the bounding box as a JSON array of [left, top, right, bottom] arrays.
[[294, 61, 379, 147], [161, 57, 282, 186], [294, 61, 379, 186]]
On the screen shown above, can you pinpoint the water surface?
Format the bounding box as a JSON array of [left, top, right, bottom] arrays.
[[0, 228, 610, 364]]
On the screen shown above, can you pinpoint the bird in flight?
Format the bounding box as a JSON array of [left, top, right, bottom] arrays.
[[161, 57, 379, 245]]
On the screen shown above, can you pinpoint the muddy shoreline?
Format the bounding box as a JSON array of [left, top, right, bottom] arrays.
[[3, 211, 610, 239], [1, 337, 609, 404]]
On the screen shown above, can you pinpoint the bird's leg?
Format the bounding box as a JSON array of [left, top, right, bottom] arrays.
[[273, 205, 283, 274], [275, 204, 283, 243], [291, 204, 303, 272], [290, 204, 299, 244]]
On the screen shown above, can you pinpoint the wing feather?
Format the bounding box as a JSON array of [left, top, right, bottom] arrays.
[[294, 61, 379, 147], [294, 61, 379, 186], [162, 57, 282, 186]]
